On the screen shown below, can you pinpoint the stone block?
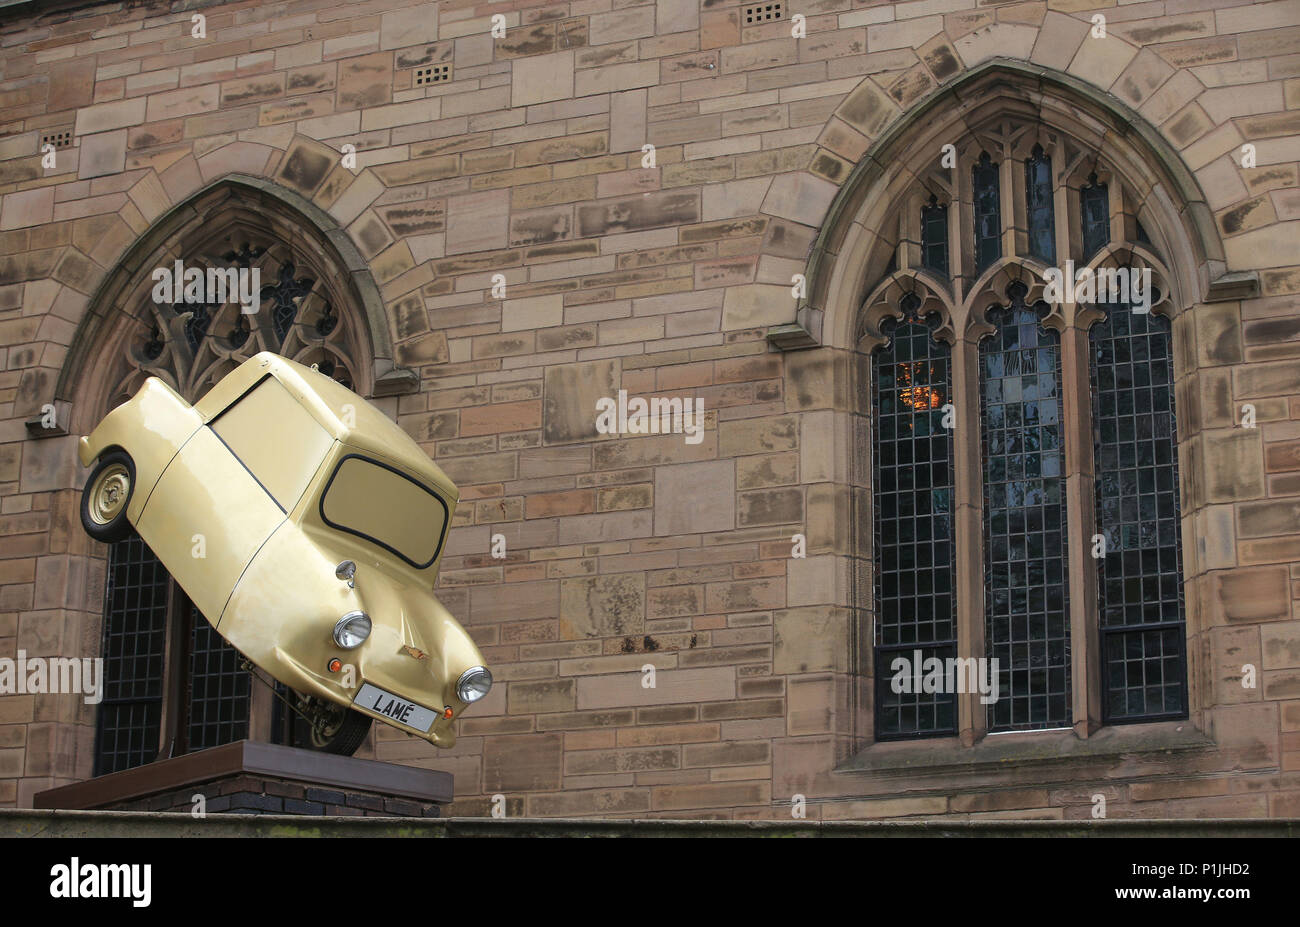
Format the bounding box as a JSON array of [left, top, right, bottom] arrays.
[[773, 606, 849, 674], [654, 460, 735, 536], [77, 129, 127, 180], [1200, 429, 1266, 503], [1211, 566, 1292, 624], [543, 359, 620, 444], [576, 667, 737, 710], [381, 5, 438, 51], [444, 189, 510, 256], [507, 679, 577, 715], [560, 573, 647, 639], [512, 50, 575, 108], [482, 733, 563, 791]]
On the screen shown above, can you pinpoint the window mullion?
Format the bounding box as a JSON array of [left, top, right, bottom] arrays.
[[998, 156, 1016, 268], [1061, 324, 1104, 737], [953, 334, 987, 746]]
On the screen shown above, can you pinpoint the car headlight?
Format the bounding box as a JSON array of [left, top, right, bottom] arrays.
[[333, 611, 371, 649], [456, 666, 493, 703]]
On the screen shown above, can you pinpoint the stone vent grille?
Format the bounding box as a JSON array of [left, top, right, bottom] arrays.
[[40, 128, 73, 150], [414, 64, 451, 86], [743, 2, 783, 25]]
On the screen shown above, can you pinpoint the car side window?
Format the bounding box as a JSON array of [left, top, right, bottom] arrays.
[[320, 455, 448, 569], [210, 376, 335, 511]]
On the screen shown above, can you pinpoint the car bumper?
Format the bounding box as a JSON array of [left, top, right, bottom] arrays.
[[270, 645, 458, 747]]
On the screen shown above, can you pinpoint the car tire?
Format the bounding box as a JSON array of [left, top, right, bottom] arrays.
[[81, 450, 136, 543], [315, 708, 372, 756], [295, 693, 372, 756]]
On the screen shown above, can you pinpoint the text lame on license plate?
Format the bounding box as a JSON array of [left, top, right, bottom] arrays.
[[355, 683, 438, 732]]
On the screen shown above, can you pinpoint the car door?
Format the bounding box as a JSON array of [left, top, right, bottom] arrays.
[[135, 425, 286, 625], [135, 375, 334, 625]]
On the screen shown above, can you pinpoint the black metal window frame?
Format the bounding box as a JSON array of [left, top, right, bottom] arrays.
[[1081, 174, 1111, 260], [93, 535, 170, 776], [871, 294, 958, 740], [921, 197, 949, 279], [93, 535, 252, 774], [973, 151, 1002, 273], [1089, 301, 1188, 724], [183, 599, 252, 752]]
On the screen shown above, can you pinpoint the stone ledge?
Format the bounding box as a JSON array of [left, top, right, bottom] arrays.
[[32, 740, 453, 812], [837, 721, 1215, 777], [1, 809, 1296, 837], [1205, 270, 1260, 303], [766, 321, 820, 351]]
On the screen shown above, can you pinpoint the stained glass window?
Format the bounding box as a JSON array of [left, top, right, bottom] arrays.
[[863, 124, 1189, 743], [94, 536, 169, 775], [1090, 303, 1187, 722], [872, 294, 957, 739], [1081, 174, 1110, 259], [922, 197, 949, 278], [973, 152, 1002, 273], [980, 284, 1071, 731], [1025, 146, 1055, 264]]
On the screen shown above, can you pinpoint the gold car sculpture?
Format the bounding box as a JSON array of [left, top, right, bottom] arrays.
[[78, 352, 491, 755]]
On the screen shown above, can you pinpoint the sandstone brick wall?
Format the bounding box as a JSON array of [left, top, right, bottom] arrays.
[[0, 0, 1297, 819]]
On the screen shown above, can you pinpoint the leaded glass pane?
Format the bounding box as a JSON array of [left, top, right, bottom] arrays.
[[1081, 176, 1110, 259], [980, 285, 1071, 731], [1025, 146, 1055, 264], [1090, 303, 1187, 722], [94, 535, 169, 775], [873, 294, 957, 739], [185, 603, 251, 751], [973, 152, 1002, 273], [922, 198, 949, 278]]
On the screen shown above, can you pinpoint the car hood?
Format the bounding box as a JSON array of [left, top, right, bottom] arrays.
[[352, 566, 484, 704]]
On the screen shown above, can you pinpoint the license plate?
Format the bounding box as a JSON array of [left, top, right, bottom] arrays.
[[355, 683, 439, 733]]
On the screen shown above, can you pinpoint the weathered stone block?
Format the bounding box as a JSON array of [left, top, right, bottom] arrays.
[[560, 573, 646, 639], [507, 679, 576, 715], [773, 606, 849, 674], [482, 733, 562, 792], [1211, 566, 1292, 624], [543, 359, 620, 444], [576, 192, 699, 238]]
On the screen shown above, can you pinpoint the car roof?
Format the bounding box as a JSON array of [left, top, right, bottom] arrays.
[[197, 352, 457, 500]]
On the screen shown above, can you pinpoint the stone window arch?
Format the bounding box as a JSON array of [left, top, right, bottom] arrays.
[[86, 183, 377, 422]]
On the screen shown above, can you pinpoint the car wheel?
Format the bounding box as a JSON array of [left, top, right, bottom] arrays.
[[296, 693, 372, 756], [81, 450, 136, 543]]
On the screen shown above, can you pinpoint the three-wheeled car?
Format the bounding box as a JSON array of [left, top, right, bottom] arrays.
[[79, 352, 491, 754]]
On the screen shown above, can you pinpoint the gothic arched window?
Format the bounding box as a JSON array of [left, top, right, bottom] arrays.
[[861, 124, 1187, 743], [90, 187, 370, 774]]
